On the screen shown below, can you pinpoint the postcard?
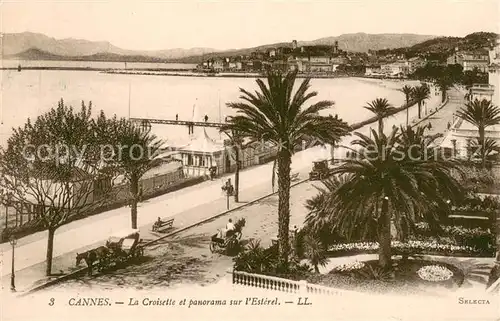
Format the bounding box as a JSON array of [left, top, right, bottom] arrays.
[[1, 1, 499, 320]]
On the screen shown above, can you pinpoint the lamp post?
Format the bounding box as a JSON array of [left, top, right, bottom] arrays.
[[9, 235, 17, 292], [221, 178, 234, 210]]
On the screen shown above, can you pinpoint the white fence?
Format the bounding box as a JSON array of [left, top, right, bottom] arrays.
[[230, 269, 356, 296]]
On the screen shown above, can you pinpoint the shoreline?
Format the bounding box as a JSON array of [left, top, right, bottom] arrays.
[[1, 67, 404, 80]]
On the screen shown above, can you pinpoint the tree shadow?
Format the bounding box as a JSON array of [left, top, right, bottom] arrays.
[[258, 197, 278, 207], [169, 234, 210, 249]]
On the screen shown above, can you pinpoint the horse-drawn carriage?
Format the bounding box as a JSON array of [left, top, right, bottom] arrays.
[[309, 160, 331, 181], [76, 228, 145, 275], [209, 218, 245, 254]]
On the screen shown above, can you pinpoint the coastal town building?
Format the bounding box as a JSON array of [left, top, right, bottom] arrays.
[[468, 40, 499, 102], [441, 40, 500, 159], [488, 38, 500, 105], [380, 61, 410, 77], [364, 65, 382, 76], [446, 50, 489, 72], [407, 57, 426, 73]]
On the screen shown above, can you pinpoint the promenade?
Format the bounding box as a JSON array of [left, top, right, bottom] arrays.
[[0, 90, 444, 293]]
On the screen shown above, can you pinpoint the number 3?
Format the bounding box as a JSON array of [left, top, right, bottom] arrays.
[[48, 298, 55, 306]]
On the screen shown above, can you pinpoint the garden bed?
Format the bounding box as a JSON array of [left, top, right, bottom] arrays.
[[308, 259, 464, 295], [326, 240, 495, 258]]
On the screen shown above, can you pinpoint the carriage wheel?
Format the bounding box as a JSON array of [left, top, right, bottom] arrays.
[[209, 242, 216, 253]]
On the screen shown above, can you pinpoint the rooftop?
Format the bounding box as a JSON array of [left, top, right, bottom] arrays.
[[179, 128, 225, 154]]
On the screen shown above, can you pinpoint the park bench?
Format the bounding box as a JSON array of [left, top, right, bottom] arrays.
[[152, 217, 175, 232]]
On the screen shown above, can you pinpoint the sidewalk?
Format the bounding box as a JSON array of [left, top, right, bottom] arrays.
[[1, 169, 312, 293], [418, 86, 465, 145], [0, 90, 444, 293]]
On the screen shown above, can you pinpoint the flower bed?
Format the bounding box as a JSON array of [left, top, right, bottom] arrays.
[[413, 223, 495, 256], [309, 259, 464, 294], [326, 240, 488, 258], [417, 265, 453, 282]]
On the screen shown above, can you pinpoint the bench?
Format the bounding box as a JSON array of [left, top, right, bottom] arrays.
[[152, 218, 175, 232]]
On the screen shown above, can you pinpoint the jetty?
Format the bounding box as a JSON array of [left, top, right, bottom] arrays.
[[129, 117, 227, 134]]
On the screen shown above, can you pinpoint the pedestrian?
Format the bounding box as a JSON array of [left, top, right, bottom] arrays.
[[428, 122, 432, 130], [204, 114, 208, 122], [138, 186, 143, 202], [176, 114, 178, 121], [447, 122, 451, 130]]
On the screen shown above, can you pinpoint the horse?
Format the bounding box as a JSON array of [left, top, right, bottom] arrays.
[[76, 246, 110, 276]]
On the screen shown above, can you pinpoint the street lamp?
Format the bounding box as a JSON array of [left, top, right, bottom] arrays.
[[9, 235, 17, 292], [221, 178, 234, 210]]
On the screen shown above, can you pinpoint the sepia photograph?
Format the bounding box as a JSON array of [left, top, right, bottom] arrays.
[[0, 1, 499, 320]]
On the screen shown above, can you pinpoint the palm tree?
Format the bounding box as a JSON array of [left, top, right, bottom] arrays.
[[456, 99, 500, 167], [303, 235, 329, 273], [221, 130, 244, 202], [221, 69, 350, 269], [104, 117, 163, 229], [411, 85, 430, 119], [324, 128, 464, 268], [399, 85, 414, 126], [364, 98, 396, 136], [436, 76, 453, 103]]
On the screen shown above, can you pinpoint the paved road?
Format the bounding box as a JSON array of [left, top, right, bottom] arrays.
[[0, 90, 442, 280]]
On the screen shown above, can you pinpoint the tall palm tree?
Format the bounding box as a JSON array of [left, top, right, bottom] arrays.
[[221, 130, 244, 202], [399, 85, 414, 126], [456, 99, 500, 167], [324, 128, 464, 268], [411, 85, 430, 119], [364, 98, 396, 136], [221, 69, 350, 269], [436, 76, 453, 103]]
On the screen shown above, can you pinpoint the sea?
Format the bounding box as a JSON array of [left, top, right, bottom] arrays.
[[0, 61, 422, 148]]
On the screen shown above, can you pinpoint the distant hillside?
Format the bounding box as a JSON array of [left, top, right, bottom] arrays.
[[2, 32, 218, 60], [305, 33, 436, 52], [7, 48, 176, 63], [2, 32, 439, 64], [176, 33, 437, 63], [374, 32, 499, 60], [412, 32, 498, 52]]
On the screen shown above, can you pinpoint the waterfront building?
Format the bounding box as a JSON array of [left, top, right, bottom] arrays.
[[406, 57, 426, 73], [175, 128, 278, 178], [441, 40, 500, 160], [212, 58, 225, 72], [468, 40, 499, 102], [380, 61, 409, 77], [176, 129, 226, 177], [365, 65, 382, 76], [489, 38, 500, 105], [446, 50, 489, 72]]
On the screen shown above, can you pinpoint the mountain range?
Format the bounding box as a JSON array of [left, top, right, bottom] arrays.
[[2, 32, 437, 63]]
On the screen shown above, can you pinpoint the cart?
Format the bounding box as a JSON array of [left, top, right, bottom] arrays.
[[309, 160, 331, 180], [103, 228, 144, 267]]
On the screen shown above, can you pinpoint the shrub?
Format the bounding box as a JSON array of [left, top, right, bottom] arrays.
[[233, 240, 312, 279]]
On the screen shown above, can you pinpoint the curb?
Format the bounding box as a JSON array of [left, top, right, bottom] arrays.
[[142, 177, 309, 247], [19, 177, 310, 296]]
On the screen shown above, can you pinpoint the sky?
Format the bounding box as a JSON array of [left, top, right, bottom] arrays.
[[1, 0, 499, 51]]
